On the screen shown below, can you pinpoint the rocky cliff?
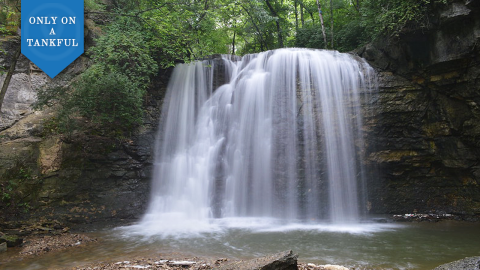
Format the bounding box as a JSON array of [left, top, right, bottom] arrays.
[[360, 0, 480, 217], [0, 35, 170, 227]]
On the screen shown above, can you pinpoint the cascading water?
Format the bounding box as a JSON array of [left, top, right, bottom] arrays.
[[138, 48, 376, 235]]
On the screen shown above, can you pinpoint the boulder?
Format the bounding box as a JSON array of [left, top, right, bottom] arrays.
[[216, 250, 298, 270], [0, 234, 23, 247]]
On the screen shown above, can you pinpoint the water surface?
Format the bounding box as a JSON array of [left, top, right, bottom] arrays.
[[1, 220, 479, 270]]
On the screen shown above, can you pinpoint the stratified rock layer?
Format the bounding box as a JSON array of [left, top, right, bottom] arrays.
[[360, 0, 480, 217]]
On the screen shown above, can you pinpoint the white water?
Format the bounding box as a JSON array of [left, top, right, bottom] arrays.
[[137, 48, 376, 236]]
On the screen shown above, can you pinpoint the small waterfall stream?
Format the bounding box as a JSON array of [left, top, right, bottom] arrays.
[[139, 48, 376, 235]]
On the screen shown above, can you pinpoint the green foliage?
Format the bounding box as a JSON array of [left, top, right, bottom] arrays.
[[355, 0, 448, 42], [295, 25, 326, 49], [36, 17, 158, 133], [137, 0, 231, 66], [72, 65, 145, 128], [89, 18, 158, 85], [0, 0, 20, 36], [335, 20, 370, 51], [34, 0, 451, 139], [295, 0, 447, 51], [84, 0, 105, 11]]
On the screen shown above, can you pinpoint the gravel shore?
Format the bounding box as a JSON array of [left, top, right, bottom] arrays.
[[1, 233, 348, 270]]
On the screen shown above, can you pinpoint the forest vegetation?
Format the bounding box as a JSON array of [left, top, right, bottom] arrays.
[[1, 0, 447, 134]]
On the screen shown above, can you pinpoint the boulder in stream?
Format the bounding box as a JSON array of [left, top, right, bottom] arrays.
[[216, 250, 298, 270]]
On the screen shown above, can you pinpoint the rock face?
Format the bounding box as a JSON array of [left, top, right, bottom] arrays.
[[0, 34, 169, 226], [433, 256, 480, 270], [0, 37, 49, 131], [360, 0, 480, 217]]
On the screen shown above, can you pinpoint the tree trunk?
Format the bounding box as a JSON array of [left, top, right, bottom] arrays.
[[241, 5, 266, 51], [0, 43, 21, 114], [300, 2, 304, 27], [330, 0, 334, 49], [295, 0, 298, 32], [265, 0, 284, 48], [232, 31, 236, 55], [315, 0, 328, 49]]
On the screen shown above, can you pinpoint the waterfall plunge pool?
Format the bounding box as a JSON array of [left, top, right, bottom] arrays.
[[2, 219, 480, 270]]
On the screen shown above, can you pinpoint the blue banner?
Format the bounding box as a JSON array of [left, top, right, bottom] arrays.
[[21, 0, 84, 78]]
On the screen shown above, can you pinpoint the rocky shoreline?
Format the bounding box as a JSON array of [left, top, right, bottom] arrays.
[[0, 233, 349, 270]]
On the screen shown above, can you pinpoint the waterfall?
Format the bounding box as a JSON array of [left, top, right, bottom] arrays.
[[139, 48, 376, 234]]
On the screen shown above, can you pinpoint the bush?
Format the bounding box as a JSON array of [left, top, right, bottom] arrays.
[[36, 17, 158, 134], [72, 65, 144, 128], [295, 26, 326, 49]]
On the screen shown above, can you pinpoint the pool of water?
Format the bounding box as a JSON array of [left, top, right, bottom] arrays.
[[1, 219, 479, 270]]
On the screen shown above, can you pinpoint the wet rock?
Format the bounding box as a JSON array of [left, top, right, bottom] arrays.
[[216, 250, 298, 270], [433, 256, 480, 270], [392, 213, 454, 222], [0, 233, 23, 247], [0, 242, 6, 253], [298, 263, 350, 270]]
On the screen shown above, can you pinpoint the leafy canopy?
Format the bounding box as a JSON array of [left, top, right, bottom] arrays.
[[34, 0, 447, 135]]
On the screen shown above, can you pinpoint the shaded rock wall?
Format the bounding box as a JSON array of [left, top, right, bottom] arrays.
[[361, 0, 480, 216], [0, 35, 170, 226]]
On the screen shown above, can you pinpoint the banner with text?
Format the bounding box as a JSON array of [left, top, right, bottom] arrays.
[[21, 0, 84, 78]]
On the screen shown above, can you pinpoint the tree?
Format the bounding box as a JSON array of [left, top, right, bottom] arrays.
[[265, 0, 284, 48], [0, 0, 20, 114], [315, 0, 327, 49], [0, 42, 20, 113], [329, 0, 333, 48]]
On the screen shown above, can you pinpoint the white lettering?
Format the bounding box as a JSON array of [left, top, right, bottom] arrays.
[[27, 39, 80, 47], [61, 17, 76, 24], [49, 28, 56, 35], [28, 17, 59, 24]]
